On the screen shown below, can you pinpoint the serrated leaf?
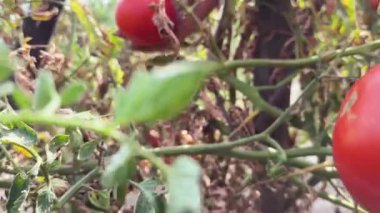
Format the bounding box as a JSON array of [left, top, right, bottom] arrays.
[[32, 71, 61, 113], [167, 156, 202, 213], [49, 134, 69, 153], [6, 172, 31, 213], [131, 179, 166, 213], [78, 141, 98, 161], [87, 190, 110, 211], [114, 61, 220, 125], [36, 187, 56, 213], [101, 143, 136, 188], [60, 81, 86, 106]]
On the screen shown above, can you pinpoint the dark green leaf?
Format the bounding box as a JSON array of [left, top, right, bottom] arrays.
[[167, 156, 202, 213], [78, 141, 98, 161], [47, 160, 61, 171], [101, 143, 136, 188], [60, 81, 86, 106], [87, 190, 110, 211], [6, 172, 31, 213], [36, 187, 56, 213], [0, 41, 14, 81], [114, 61, 220, 124], [49, 134, 70, 153], [131, 179, 166, 213], [32, 71, 61, 113]]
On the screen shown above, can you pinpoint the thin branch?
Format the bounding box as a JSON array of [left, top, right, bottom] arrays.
[[55, 168, 100, 209], [222, 39, 380, 70], [0, 144, 21, 173]]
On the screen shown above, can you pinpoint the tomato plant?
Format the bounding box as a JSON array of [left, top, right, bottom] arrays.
[[115, 0, 177, 48], [333, 65, 380, 212]]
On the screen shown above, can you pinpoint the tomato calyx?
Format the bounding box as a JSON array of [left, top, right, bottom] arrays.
[[149, 0, 180, 52]]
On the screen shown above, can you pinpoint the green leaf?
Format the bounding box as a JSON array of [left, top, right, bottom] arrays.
[[0, 115, 38, 147], [87, 190, 110, 211], [101, 142, 137, 188], [0, 40, 14, 81], [77, 141, 98, 161], [114, 61, 220, 125], [36, 187, 56, 213], [32, 71, 61, 113], [66, 128, 83, 150], [167, 156, 202, 213], [60, 81, 86, 106], [6, 172, 31, 213], [0, 81, 15, 97], [131, 179, 166, 213], [49, 134, 70, 153], [11, 88, 32, 109]]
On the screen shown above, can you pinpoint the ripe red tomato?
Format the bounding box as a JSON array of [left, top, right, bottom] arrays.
[[370, 0, 379, 10], [115, 0, 177, 48], [333, 65, 380, 212]]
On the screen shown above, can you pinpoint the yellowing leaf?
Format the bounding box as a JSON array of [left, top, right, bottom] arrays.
[[340, 0, 356, 26], [12, 145, 34, 158], [108, 58, 124, 85]]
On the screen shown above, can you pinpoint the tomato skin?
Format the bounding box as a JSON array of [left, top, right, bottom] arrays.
[[333, 65, 380, 212], [115, 0, 177, 48], [371, 0, 379, 10]]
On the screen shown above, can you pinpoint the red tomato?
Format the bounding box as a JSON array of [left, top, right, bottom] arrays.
[[333, 65, 380, 212], [371, 0, 379, 10], [115, 0, 177, 48]]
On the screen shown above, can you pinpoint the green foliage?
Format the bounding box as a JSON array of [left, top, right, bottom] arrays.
[[36, 187, 56, 213], [0, 116, 38, 147], [87, 190, 111, 211], [60, 81, 86, 107], [114, 61, 220, 124], [32, 71, 61, 113], [78, 141, 98, 161], [0, 0, 378, 212], [11, 88, 32, 109], [131, 179, 166, 213], [49, 134, 70, 153], [0, 40, 14, 81], [6, 172, 30, 213], [167, 156, 202, 213], [101, 142, 137, 188], [0, 81, 14, 98]]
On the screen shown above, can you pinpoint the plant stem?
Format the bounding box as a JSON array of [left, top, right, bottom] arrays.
[[139, 148, 170, 179], [0, 112, 126, 142], [222, 39, 380, 70], [56, 168, 100, 209], [0, 144, 21, 172], [318, 192, 367, 213]]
